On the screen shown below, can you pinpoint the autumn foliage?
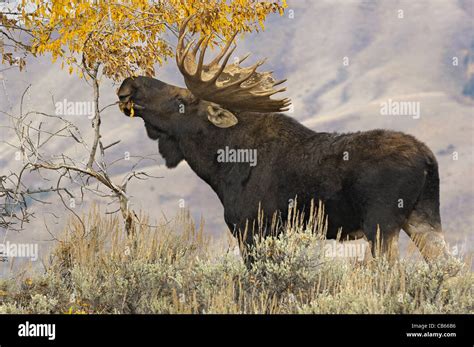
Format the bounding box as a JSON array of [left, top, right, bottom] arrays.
[[1, 0, 286, 80]]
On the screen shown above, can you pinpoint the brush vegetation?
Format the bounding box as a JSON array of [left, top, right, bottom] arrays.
[[0, 208, 472, 314]]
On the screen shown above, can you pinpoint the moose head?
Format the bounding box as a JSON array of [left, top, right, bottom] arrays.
[[117, 15, 290, 173]]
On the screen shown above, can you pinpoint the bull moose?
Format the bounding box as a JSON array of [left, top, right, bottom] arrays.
[[117, 16, 449, 263]]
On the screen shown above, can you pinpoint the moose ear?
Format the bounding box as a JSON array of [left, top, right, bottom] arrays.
[[206, 104, 238, 128]]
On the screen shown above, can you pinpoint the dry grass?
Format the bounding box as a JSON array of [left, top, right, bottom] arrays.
[[0, 206, 472, 314]]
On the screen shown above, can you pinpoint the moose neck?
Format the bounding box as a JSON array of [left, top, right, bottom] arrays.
[[140, 85, 316, 202], [152, 95, 253, 200], [179, 104, 247, 199]]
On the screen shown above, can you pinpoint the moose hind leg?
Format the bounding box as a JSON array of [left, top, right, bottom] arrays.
[[404, 211, 450, 261]]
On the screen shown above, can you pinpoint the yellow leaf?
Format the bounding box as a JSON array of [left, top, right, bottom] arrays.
[[130, 102, 135, 118]]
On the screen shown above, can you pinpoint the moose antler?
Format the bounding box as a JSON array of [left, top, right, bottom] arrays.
[[176, 16, 291, 113]]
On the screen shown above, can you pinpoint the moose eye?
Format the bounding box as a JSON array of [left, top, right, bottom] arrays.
[[118, 93, 131, 102]]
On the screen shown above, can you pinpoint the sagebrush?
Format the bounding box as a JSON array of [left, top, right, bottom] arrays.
[[0, 208, 472, 314]]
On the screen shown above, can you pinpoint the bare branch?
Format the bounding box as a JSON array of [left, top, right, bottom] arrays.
[[1, 83, 161, 235]]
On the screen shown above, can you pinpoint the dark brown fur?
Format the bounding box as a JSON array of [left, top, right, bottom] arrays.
[[117, 76, 450, 262]]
